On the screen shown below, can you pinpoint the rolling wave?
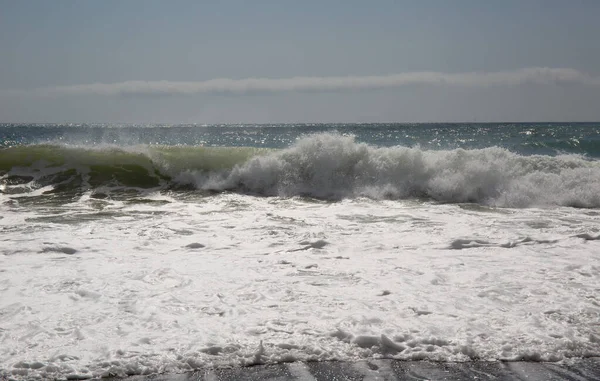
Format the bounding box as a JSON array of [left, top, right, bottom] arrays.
[[2, 134, 600, 208]]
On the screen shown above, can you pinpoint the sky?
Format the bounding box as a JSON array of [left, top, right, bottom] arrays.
[[1, 0, 599, 123]]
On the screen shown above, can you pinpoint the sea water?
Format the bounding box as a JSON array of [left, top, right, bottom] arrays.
[[1, 123, 599, 379]]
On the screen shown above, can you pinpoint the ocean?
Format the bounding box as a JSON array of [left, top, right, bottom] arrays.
[[1, 123, 600, 380]]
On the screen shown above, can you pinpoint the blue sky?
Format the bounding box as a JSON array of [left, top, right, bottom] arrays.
[[1, 0, 599, 123]]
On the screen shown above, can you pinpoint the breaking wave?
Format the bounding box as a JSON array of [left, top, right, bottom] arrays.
[[2, 133, 600, 208]]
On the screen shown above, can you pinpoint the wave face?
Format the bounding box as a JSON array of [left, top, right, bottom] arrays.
[[2, 133, 600, 208], [0, 144, 267, 201]]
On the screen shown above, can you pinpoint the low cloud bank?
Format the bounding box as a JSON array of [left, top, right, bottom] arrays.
[[6, 68, 600, 97]]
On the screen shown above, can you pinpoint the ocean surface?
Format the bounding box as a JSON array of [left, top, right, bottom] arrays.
[[1, 123, 600, 380]]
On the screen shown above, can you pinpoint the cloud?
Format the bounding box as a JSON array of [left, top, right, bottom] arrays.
[[4, 68, 600, 97]]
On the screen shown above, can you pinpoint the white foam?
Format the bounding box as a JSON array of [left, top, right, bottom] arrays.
[[194, 133, 600, 208], [1, 194, 600, 379]]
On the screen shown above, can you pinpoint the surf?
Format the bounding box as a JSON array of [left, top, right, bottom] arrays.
[[2, 133, 600, 208]]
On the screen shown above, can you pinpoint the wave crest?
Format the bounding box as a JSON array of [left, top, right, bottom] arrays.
[[200, 134, 600, 208], [2, 134, 600, 208]]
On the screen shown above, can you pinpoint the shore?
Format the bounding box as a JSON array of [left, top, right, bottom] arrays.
[[100, 358, 600, 381]]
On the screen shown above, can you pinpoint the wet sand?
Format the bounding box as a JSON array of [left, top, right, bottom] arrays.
[[109, 358, 600, 380]]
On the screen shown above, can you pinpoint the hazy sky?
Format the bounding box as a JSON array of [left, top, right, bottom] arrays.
[[1, 0, 599, 123]]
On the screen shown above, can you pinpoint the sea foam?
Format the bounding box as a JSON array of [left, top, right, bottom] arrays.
[[197, 133, 600, 208]]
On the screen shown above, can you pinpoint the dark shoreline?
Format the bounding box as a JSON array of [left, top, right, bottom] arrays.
[[92, 357, 600, 381]]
